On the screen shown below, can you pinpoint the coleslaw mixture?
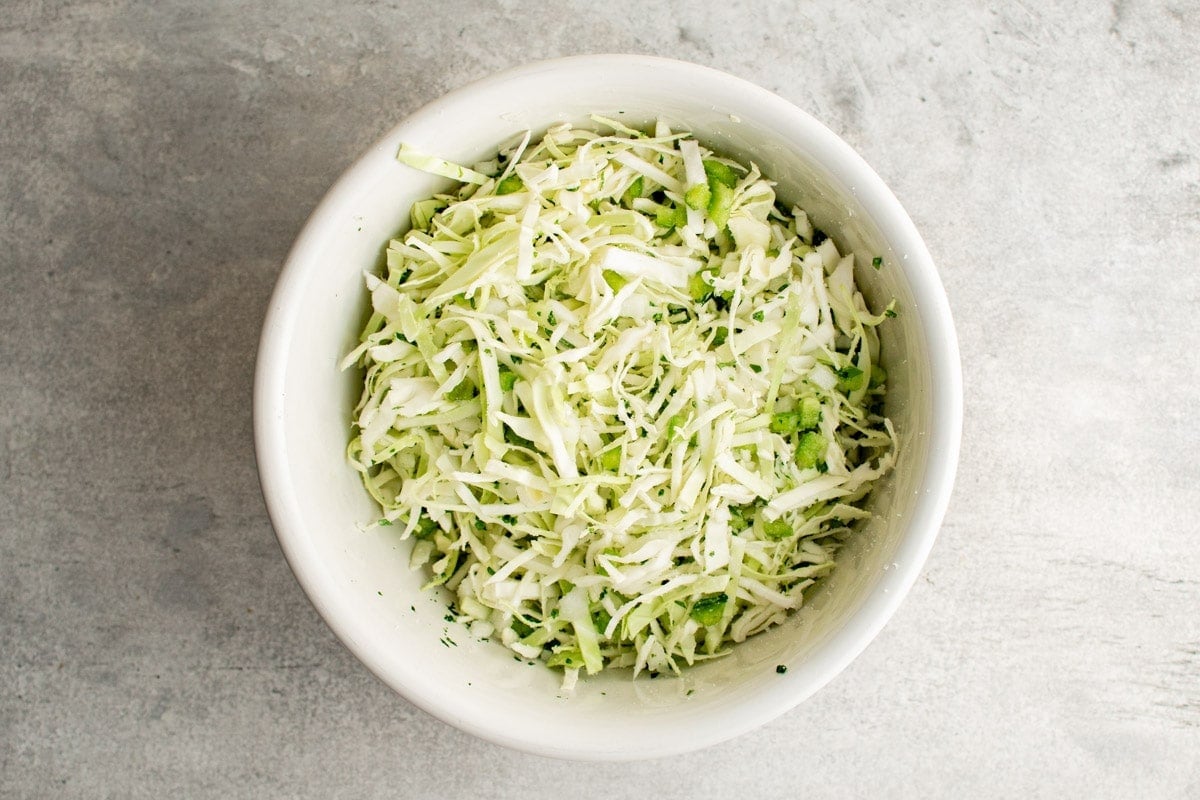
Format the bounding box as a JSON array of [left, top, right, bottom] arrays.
[[344, 118, 896, 689]]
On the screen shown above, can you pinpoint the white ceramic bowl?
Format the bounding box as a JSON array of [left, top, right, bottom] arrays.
[[255, 54, 961, 760]]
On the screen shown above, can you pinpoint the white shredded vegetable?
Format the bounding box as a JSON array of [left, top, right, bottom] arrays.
[[346, 119, 896, 685]]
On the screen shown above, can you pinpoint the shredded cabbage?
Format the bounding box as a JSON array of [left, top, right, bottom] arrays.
[[345, 119, 896, 686]]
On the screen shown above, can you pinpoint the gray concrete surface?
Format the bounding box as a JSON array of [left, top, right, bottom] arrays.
[[2, 1, 1198, 797]]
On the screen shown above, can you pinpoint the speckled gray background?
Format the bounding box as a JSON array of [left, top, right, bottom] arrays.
[[2, 1, 1198, 797]]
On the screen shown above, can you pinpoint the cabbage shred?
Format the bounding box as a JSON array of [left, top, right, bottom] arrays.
[[345, 120, 895, 687]]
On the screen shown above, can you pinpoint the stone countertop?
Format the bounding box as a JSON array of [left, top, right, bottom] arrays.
[[2, 1, 1197, 797]]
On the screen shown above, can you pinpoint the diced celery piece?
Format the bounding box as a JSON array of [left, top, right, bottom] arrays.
[[762, 518, 793, 540], [836, 365, 865, 393], [689, 593, 728, 625], [495, 174, 524, 195], [685, 182, 711, 211], [498, 365, 518, 392], [603, 269, 628, 292], [703, 159, 739, 188], [707, 180, 734, 228], [795, 431, 827, 469]]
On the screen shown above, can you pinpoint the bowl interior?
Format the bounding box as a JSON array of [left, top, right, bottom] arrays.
[[256, 56, 958, 760]]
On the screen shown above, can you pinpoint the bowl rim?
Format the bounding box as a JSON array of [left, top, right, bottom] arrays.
[[254, 53, 963, 760]]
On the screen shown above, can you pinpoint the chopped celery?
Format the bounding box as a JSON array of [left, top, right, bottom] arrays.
[[685, 182, 711, 211], [798, 396, 822, 430], [690, 593, 728, 626], [498, 365, 518, 392], [689, 271, 712, 301], [762, 519, 793, 541], [703, 159, 739, 188], [547, 648, 584, 669], [707, 180, 735, 228], [495, 174, 524, 195], [836, 365, 865, 393], [623, 176, 644, 205], [413, 515, 438, 540], [599, 445, 622, 471], [602, 269, 628, 292], [655, 204, 687, 229], [446, 379, 476, 401], [769, 412, 798, 434], [770, 397, 822, 435], [795, 431, 827, 469]]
